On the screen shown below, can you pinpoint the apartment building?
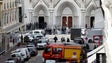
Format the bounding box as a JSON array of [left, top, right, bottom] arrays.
[[1, 0, 24, 51]]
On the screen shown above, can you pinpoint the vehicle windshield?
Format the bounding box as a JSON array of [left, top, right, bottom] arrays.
[[28, 34, 34, 38], [32, 39, 39, 42], [28, 48, 34, 52], [11, 54, 20, 57], [42, 39, 46, 43], [44, 47, 51, 53], [37, 40, 46, 43], [27, 45, 35, 47], [52, 48, 62, 54], [37, 41, 42, 43], [29, 31, 33, 34], [36, 36, 43, 38], [34, 31, 40, 34]]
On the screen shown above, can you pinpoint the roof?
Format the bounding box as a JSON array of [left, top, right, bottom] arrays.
[[47, 42, 82, 49], [48, 43, 64, 47]]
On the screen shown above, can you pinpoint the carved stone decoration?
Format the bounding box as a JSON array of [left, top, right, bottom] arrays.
[[74, 0, 88, 7], [42, 0, 51, 7], [102, 0, 112, 63], [43, 0, 60, 8], [31, 0, 40, 7], [52, 0, 60, 7]]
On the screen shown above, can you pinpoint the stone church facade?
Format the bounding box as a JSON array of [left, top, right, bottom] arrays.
[[25, 0, 104, 29]]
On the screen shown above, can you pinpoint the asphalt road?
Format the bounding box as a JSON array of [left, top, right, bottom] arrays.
[[25, 50, 44, 63], [25, 50, 66, 63], [25, 42, 93, 63]]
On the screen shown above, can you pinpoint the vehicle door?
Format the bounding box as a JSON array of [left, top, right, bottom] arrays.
[[43, 47, 52, 59], [51, 47, 62, 59]]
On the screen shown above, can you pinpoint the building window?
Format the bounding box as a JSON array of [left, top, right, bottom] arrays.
[[2, 13, 4, 25], [7, 3, 8, 9], [10, 11, 11, 22], [11, 2, 13, 8], [4, 3, 6, 9], [10, 2, 11, 8], [7, 13, 9, 23], [13, 2, 14, 7], [4, 13, 7, 25], [15, 1, 17, 7], [19, 7, 22, 23], [12, 11, 14, 22]]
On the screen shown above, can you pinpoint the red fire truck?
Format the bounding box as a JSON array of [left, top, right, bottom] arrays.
[[42, 43, 87, 63]]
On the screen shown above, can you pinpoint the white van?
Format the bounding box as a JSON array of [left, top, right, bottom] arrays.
[[11, 48, 30, 61], [11, 52, 22, 62]]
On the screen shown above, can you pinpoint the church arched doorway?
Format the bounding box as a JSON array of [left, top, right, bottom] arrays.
[[39, 16, 44, 29], [62, 16, 72, 28]]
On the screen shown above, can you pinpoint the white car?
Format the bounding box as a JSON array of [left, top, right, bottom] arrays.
[[26, 43, 38, 56], [5, 57, 21, 63], [11, 48, 30, 62], [26, 43, 36, 48], [31, 29, 45, 36], [37, 38, 48, 49], [46, 60, 56, 63], [5, 59, 16, 63]]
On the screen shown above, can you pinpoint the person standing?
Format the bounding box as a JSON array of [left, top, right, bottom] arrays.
[[53, 36, 58, 43], [61, 37, 65, 42], [67, 38, 70, 42]]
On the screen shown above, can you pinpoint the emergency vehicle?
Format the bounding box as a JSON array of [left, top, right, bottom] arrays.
[[42, 42, 87, 63]]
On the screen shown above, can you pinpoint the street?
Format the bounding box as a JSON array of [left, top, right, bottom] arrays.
[[0, 34, 96, 63], [25, 50, 43, 63]]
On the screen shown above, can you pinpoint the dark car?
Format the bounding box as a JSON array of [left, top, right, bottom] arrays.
[[27, 47, 37, 56], [26, 43, 38, 56], [74, 37, 84, 44]]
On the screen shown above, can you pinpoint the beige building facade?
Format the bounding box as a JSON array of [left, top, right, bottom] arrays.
[[1, 0, 23, 51]]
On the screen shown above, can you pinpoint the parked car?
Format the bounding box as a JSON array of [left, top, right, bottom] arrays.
[[11, 53, 22, 63], [5, 58, 17, 63], [32, 29, 45, 35], [26, 43, 36, 48], [31, 38, 39, 47], [74, 37, 84, 44], [26, 43, 38, 56], [37, 37, 48, 49], [35, 33, 44, 39], [11, 48, 30, 62], [24, 33, 34, 42], [30, 29, 45, 38], [27, 47, 37, 56]]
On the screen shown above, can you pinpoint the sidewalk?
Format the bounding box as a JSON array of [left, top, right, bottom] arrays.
[[0, 44, 26, 63], [46, 34, 71, 42]]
